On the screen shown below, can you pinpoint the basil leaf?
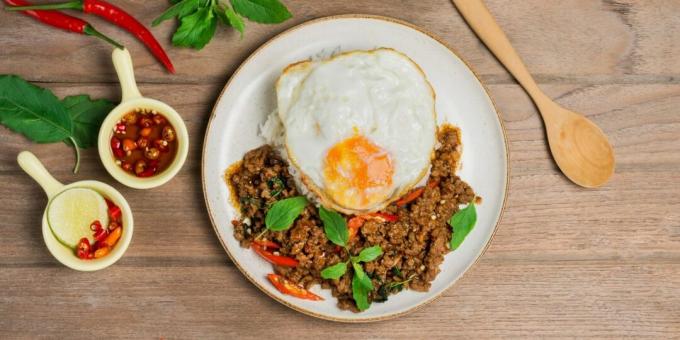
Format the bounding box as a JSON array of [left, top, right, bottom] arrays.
[[223, 6, 245, 36], [230, 0, 291, 24], [320, 261, 347, 280], [0, 75, 71, 143], [265, 196, 308, 231], [391, 266, 403, 279], [61, 95, 114, 148], [172, 5, 218, 50], [351, 264, 372, 311], [352, 262, 373, 290], [152, 0, 200, 26], [448, 202, 477, 250], [355, 245, 382, 263], [319, 206, 348, 247]]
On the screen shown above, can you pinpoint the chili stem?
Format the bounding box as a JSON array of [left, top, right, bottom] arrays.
[[68, 136, 81, 174], [83, 25, 123, 49], [5, 1, 83, 11]]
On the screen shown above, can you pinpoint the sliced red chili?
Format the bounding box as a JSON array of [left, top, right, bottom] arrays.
[[395, 187, 425, 207], [93, 227, 108, 242], [110, 137, 125, 159], [75, 237, 91, 259], [253, 240, 280, 250], [89, 220, 102, 231], [108, 204, 121, 221], [395, 181, 439, 207], [366, 212, 399, 223], [267, 274, 324, 301], [347, 216, 366, 241], [252, 244, 298, 267]]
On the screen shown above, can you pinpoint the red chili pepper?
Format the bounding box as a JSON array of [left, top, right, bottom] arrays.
[[252, 244, 299, 267], [7, 0, 175, 73], [365, 212, 399, 223], [253, 239, 280, 250], [89, 220, 102, 231], [267, 274, 324, 301], [114, 122, 126, 134], [108, 204, 121, 221], [136, 162, 158, 178], [395, 180, 439, 207], [110, 136, 125, 159], [75, 237, 91, 259], [93, 227, 108, 242], [347, 216, 365, 241], [395, 187, 425, 207], [4, 0, 123, 49]]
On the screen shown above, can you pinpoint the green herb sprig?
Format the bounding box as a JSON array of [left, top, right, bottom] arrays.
[[153, 0, 292, 50], [255, 195, 307, 239], [448, 201, 477, 250], [318, 206, 383, 311], [267, 176, 285, 198], [0, 75, 114, 173], [375, 269, 416, 303]]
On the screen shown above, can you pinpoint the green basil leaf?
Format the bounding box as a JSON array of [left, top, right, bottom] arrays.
[[0, 75, 72, 143], [448, 202, 477, 250], [351, 264, 372, 311], [355, 245, 383, 263], [152, 0, 200, 26], [223, 6, 245, 35], [230, 0, 291, 24], [319, 206, 348, 247], [320, 261, 347, 280], [61, 95, 114, 148], [352, 262, 373, 290], [171, 5, 218, 50], [265, 196, 308, 231]]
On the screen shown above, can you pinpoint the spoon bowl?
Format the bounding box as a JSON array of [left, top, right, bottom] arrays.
[[542, 102, 615, 187]]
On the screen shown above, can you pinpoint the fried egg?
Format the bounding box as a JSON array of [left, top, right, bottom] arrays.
[[275, 48, 436, 214]]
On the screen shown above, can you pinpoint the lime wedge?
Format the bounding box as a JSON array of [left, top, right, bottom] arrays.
[[47, 188, 109, 249]]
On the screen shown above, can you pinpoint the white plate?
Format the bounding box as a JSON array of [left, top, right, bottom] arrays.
[[202, 15, 508, 322]]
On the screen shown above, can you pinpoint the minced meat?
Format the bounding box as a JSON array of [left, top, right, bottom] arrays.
[[228, 125, 476, 312]]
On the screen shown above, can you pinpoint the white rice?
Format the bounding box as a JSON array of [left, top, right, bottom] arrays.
[[258, 110, 320, 204]]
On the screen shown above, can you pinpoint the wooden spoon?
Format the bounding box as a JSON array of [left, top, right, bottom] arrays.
[[452, 0, 615, 187]]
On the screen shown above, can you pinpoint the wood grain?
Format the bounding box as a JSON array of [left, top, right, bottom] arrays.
[[0, 1, 679, 338]]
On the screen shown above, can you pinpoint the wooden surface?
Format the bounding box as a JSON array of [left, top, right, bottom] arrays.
[[0, 0, 678, 338]]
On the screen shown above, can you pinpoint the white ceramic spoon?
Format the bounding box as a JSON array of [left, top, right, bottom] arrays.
[[18, 151, 133, 271]]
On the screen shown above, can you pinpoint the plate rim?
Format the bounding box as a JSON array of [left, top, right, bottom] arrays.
[[201, 13, 510, 323]]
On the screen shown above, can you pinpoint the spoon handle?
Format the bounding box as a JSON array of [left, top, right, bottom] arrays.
[[17, 151, 64, 198], [452, 0, 549, 106], [112, 48, 142, 102]]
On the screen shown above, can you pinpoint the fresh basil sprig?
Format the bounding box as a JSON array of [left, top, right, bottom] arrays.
[[153, 0, 292, 50], [318, 206, 383, 311], [0, 75, 114, 173], [448, 202, 477, 250], [265, 196, 308, 231]]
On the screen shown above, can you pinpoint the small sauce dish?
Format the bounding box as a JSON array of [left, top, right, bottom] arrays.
[[98, 48, 188, 189], [17, 151, 133, 271]]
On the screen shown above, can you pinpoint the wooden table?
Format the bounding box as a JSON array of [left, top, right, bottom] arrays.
[[1, 1, 678, 338]]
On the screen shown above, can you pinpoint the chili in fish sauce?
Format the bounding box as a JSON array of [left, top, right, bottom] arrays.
[[110, 108, 178, 178]]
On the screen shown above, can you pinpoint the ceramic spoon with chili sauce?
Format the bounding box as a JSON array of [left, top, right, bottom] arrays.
[[452, 0, 615, 187]]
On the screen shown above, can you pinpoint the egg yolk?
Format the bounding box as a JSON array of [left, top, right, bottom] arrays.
[[323, 135, 394, 209]]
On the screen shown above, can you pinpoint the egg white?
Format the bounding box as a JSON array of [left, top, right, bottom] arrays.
[[275, 48, 436, 214]]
